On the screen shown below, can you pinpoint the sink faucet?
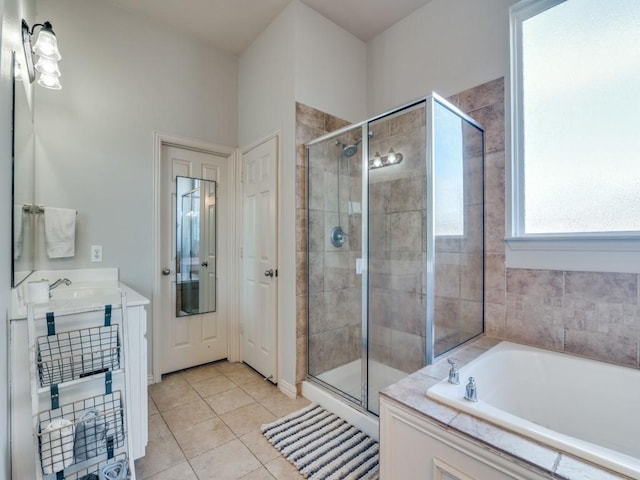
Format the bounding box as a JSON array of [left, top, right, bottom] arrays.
[[49, 278, 72, 296]]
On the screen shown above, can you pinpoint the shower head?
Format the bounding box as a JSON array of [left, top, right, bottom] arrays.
[[342, 144, 358, 157], [336, 137, 363, 157]]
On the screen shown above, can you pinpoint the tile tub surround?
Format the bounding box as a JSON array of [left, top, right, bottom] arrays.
[[380, 336, 631, 480], [448, 78, 640, 369]]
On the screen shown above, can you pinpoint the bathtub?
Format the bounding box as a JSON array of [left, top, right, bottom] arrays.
[[426, 341, 640, 479]]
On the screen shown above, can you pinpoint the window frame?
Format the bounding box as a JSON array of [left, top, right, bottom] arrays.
[[507, 0, 640, 273]]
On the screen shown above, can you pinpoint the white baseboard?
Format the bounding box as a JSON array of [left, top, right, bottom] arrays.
[[278, 379, 297, 399], [147, 374, 155, 385]]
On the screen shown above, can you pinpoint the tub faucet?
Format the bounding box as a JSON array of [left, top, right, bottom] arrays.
[[447, 358, 459, 385], [465, 377, 478, 402], [49, 278, 72, 296]]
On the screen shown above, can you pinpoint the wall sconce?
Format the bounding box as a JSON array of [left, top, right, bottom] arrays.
[[369, 148, 403, 170], [21, 19, 62, 90]]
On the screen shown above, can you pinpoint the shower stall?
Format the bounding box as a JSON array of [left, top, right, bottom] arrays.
[[305, 94, 485, 416]]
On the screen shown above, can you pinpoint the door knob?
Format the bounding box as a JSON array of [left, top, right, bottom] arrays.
[[264, 269, 274, 278], [162, 268, 171, 276], [201, 261, 209, 267]]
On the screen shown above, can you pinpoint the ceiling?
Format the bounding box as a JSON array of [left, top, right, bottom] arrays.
[[102, 0, 432, 55]]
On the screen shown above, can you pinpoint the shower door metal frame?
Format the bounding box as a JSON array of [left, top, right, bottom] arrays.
[[360, 123, 369, 410]]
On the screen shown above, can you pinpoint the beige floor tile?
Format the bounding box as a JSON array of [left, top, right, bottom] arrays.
[[190, 439, 262, 480], [215, 361, 251, 375], [192, 374, 237, 397], [240, 379, 281, 401], [239, 430, 281, 464], [239, 467, 277, 479], [148, 397, 159, 416], [264, 457, 304, 480], [260, 395, 311, 418], [161, 398, 215, 432], [220, 403, 276, 437], [145, 461, 198, 479], [134, 434, 186, 479], [224, 366, 265, 386], [148, 413, 172, 441], [173, 417, 236, 459], [182, 362, 222, 385], [149, 377, 201, 412], [205, 387, 255, 415]]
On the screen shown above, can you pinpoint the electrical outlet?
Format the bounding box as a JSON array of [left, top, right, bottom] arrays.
[[91, 245, 103, 263]]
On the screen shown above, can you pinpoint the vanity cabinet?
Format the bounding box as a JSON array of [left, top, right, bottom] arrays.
[[379, 397, 548, 480], [10, 301, 148, 479]]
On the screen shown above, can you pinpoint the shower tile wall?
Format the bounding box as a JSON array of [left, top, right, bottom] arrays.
[[450, 77, 640, 369]]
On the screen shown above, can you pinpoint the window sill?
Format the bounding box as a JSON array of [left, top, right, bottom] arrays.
[[504, 235, 640, 273]]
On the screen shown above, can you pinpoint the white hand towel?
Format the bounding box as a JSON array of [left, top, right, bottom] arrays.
[[44, 207, 76, 258], [41, 418, 74, 474], [13, 205, 23, 260]]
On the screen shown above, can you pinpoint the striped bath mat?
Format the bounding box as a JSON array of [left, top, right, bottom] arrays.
[[261, 403, 379, 480]]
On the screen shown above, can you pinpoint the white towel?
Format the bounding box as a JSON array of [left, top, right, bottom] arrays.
[[13, 205, 23, 260], [44, 207, 76, 258], [41, 418, 74, 474]]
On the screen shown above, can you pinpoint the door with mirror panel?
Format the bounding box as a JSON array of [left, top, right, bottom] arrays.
[[160, 145, 229, 374]]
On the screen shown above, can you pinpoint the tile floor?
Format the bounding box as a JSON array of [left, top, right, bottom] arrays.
[[135, 360, 311, 479]]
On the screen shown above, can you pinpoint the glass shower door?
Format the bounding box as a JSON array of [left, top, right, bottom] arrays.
[[307, 125, 364, 403]]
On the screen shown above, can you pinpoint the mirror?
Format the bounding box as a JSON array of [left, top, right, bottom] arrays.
[[12, 51, 36, 287], [175, 176, 217, 316]]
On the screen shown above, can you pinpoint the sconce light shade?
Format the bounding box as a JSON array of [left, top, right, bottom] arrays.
[[33, 23, 61, 60], [22, 19, 62, 90], [38, 72, 62, 90], [35, 56, 61, 76]]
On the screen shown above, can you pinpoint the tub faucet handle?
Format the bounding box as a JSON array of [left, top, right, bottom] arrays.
[[465, 377, 478, 402], [447, 358, 459, 385]]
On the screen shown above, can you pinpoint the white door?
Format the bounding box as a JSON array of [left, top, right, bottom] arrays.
[[160, 145, 229, 374], [241, 136, 278, 382]]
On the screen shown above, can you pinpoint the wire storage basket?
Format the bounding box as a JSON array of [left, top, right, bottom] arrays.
[[37, 324, 121, 388], [38, 391, 126, 476]]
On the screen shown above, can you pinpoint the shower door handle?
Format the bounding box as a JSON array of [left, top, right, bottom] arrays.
[[264, 269, 274, 278]]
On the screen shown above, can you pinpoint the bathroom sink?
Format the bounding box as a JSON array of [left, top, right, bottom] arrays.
[[51, 287, 120, 301]]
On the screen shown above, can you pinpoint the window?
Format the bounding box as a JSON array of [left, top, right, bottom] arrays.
[[510, 0, 640, 238]]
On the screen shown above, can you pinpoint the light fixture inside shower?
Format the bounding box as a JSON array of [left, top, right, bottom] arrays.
[[369, 148, 403, 170]]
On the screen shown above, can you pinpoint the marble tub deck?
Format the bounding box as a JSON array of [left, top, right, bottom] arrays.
[[380, 336, 632, 480]]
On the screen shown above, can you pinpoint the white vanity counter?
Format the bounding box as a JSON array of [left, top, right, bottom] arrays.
[[11, 267, 148, 319], [10, 268, 149, 479]]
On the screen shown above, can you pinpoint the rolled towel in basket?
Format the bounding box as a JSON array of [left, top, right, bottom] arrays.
[[74, 408, 108, 462], [99, 459, 128, 479], [41, 418, 74, 474]]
